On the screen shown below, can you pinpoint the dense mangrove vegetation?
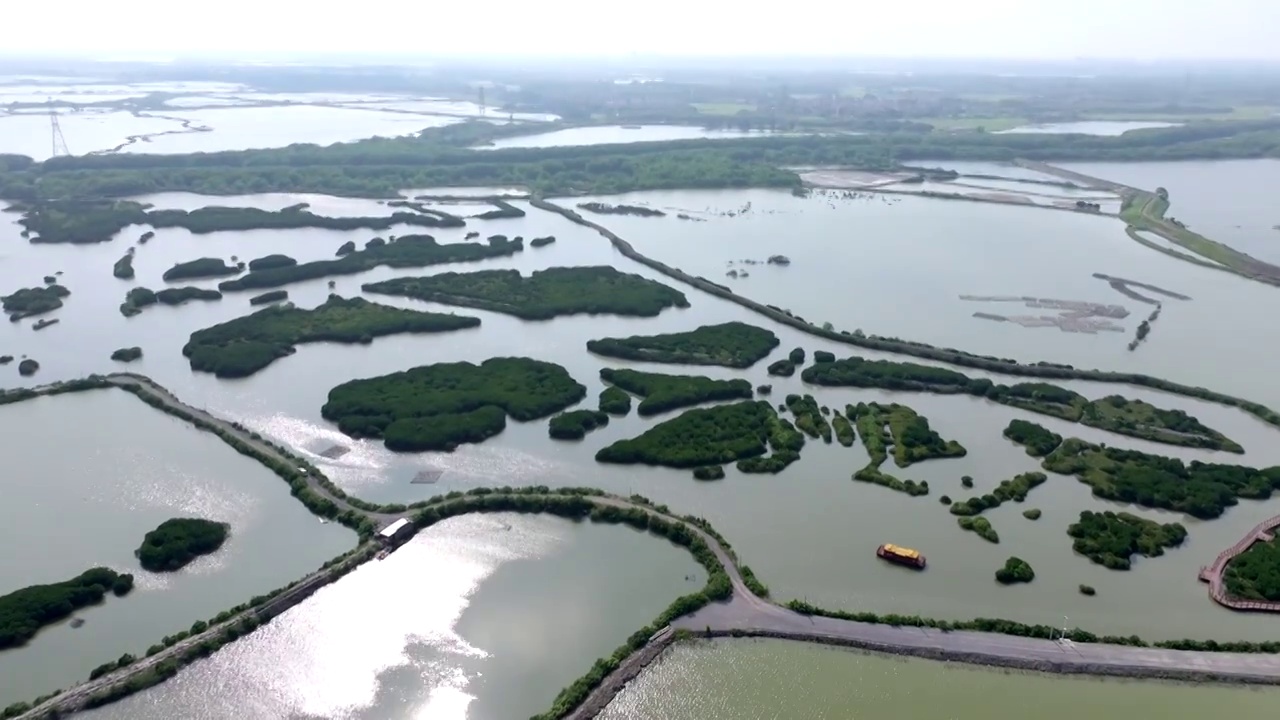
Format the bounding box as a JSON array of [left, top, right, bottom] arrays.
[[784, 394, 832, 443], [1224, 539, 1280, 602], [136, 518, 230, 572], [183, 295, 479, 377], [950, 472, 1048, 516], [120, 286, 222, 316], [1006, 423, 1280, 519], [597, 385, 633, 416], [113, 250, 135, 279], [548, 409, 610, 440], [995, 556, 1035, 585], [321, 357, 586, 451], [1003, 419, 1063, 456], [110, 347, 143, 363], [248, 290, 289, 306], [958, 516, 999, 543], [0, 568, 134, 650], [598, 367, 752, 416], [846, 402, 961, 496], [363, 266, 689, 320], [1067, 511, 1188, 570], [219, 234, 524, 292], [851, 401, 966, 468], [804, 356, 1238, 451], [596, 400, 803, 472], [587, 321, 779, 368], [577, 202, 666, 217], [2, 284, 69, 321], [17, 359, 39, 376], [10, 120, 1280, 202], [11, 200, 468, 244], [246, 254, 297, 271], [162, 257, 242, 282]]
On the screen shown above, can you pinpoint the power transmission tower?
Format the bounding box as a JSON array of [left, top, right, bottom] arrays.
[[477, 87, 486, 117], [48, 99, 70, 157]]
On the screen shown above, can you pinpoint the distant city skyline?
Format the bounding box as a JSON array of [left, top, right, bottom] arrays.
[[8, 0, 1280, 61]]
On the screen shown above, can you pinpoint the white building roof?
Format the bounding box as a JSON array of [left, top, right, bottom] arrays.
[[379, 518, 411, 538]]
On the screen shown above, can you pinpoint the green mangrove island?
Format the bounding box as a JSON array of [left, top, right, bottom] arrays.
[[110, 347, 143, 363], [162, 257, 242, 282], [587, 321, 780, 368], [3, 284, 69, 321], [248, 290, 289, 306], [1007, 420, 1280, 519], [183, 295, 480, 378], [949, 472, 1048, 516], [136, 518, 231, 572], [996, 557, 1035, 585], [13, 200, 467, 244], [363, 265, 689, 320], [17, 359, 39, 376], [784, 393, 832, 443], [246, 254, 297, 271], [321, 357, 586, 451], [958, 516, 999, 543], [598, 367, 752, 416], [548, 409, 610, 440], [218, 234, 523, 292], [597, 400, 804, 472], [1224, 538, 1280, 602], [597, 385, 633, 416], [847, 401, 964, 497], [120, 286, 222, 316], [113, 250, 135, 279], [1067, 510, 1188, 570], [804, 356, 1241, 452], [0, 568, 134, 650]]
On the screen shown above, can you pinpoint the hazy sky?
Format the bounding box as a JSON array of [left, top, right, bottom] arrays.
[[8, 0, 1280, 60]]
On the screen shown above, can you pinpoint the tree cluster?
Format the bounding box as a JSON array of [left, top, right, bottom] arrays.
[[183, 295, 479, 377], [0, 568, 132, 650], [2, 284, 69, 321], [1043, 437, 1280, 519], [587, 321, 779, 369], [136, 518, 230, 572], [322, 357, 586, 451], [548, 409, 610, 440], [161, 257, 241, 282], [364, 265, 688, 320], [218, 233, 523, 292], [1067, 510, 1187, 570], [600, 367, 752, 416]]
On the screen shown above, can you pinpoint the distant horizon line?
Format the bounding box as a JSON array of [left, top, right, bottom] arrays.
[[2, 52, 1280, 67]]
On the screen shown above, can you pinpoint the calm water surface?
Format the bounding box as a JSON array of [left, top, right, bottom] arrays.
[[0, 390, 354, 704], [5, 173, 1280, 712], [80, 513, 700, 720], [4, 193, 1280, 644], [601, 638, 1280, 719], [1060, 159, 1280, 265], [997, 120, 1182, 135]]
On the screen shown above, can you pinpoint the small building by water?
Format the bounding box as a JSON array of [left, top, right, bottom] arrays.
[[378, 518, 413, 546]]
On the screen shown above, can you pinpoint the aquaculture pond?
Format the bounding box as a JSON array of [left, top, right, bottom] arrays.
[[0, 389, 353, 703], [79, 513, 699, 720], [5, 186, 1280, 709], [600, 638, 1280, 719]]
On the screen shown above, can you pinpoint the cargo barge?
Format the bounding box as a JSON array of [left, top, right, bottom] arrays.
[[877, 543, 926, 569]]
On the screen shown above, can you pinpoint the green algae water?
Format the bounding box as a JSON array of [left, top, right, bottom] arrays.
[[600, 638, 1280, 719]]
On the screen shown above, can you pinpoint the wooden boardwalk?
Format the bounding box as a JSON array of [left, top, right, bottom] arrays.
[[1198, 514, 1280, 612]]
